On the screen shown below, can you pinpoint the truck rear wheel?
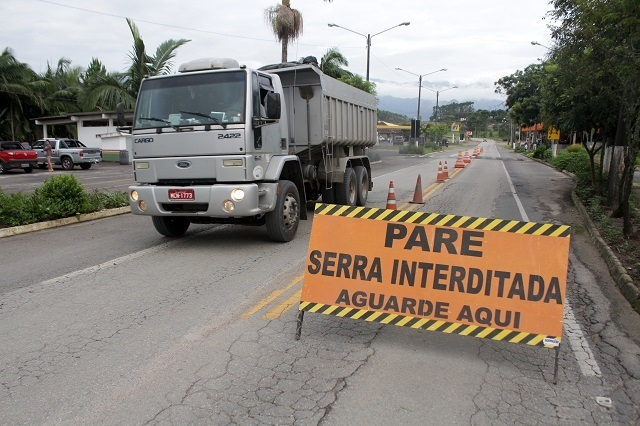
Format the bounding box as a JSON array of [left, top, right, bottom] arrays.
[[354, 166, 369, 206], [335, 167, 357, 206], [80, 163, 92, 170], [152, 216, 190, 237], [265, 180, 300, 242]]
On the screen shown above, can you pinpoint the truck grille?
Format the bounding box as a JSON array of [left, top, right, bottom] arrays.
[[157, 179, 217, 186], [161, 203, 209, 212]]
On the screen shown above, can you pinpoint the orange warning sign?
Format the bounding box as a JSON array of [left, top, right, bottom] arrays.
[[301, 206, 571, 339]]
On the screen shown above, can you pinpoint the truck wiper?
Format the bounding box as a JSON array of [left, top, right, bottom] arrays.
[[139, 117, 181, 131], [180, 111, 227, 129]]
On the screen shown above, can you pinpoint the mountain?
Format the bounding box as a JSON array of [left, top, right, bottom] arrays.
[[378, 95, 504, 119]]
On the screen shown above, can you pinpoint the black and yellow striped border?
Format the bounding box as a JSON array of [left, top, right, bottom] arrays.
[[299, 301, 560, 347], [314, 203, 571, 237]]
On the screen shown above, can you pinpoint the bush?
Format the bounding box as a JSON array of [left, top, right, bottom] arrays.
[[549, 149, 591, 183], [399, 145, 424, 155], [565, 143, 585, 153], [532, 146, 551, 160], [87, 190, 129, 210], [0, 177, 129, 228], [36, 174, 91, 218], [0, 190, 45, 227]]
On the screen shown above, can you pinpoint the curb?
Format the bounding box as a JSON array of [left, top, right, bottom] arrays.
[[572, 191, 640, 313], [0, 206, 131, 239]]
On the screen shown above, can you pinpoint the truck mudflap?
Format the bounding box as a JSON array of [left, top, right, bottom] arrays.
[[128, 183, 278, 217]]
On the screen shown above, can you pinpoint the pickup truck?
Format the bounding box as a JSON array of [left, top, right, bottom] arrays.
[[33, 138, 102, 170], [0, 141, 38, 173]]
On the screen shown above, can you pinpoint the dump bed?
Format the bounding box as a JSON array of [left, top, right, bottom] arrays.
[[266, 65, 378, 153]]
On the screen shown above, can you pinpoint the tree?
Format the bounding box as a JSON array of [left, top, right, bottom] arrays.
[[81, 18, 189, 111], [319, 47, 352, 79], [264, 0, 332, 63], [550, 0, 640, 237], [42, 57, 83, 115], [0, 48, 46, 141], [432, 101, 474, 124], [338, 74, 377, 96], [495, 64, 545, 132]]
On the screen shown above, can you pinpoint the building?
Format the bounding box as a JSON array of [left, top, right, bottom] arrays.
[[34, 110, 133, 163]]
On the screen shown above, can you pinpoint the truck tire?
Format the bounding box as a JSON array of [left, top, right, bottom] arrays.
[[335, 167, 357, 206], [265, 180, 300, 242], [152, 216, 190, 237], [24, 166, 33, 174], [0, 161, 5, 174], [354, 165, 369, 206], [80, 163, 92, 170], [61, 156, 74, 170]]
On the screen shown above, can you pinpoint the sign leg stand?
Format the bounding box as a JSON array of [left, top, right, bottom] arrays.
[[553, 345, 560, 385], [295, 310, 305, 340]]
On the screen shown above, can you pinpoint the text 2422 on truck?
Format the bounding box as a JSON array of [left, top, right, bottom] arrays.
[[122, 57, 377, 242]]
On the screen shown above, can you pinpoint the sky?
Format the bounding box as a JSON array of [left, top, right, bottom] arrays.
[[1, 0, 555, 110]]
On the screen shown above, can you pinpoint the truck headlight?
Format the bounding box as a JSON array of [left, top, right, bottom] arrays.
[[135, 162, 149, 170], [130, 190, 139, 201], [223, 159, 243, 167], [138, 200, 147, 211], [231, 188, 245, 201], [223, 200, 235, 212]]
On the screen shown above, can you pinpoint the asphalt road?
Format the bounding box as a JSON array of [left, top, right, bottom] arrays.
[[1, 141, 639, 424]]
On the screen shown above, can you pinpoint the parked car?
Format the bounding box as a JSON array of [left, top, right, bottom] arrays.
[[32, 138, 101, 170], [0, 141, 38, 173]]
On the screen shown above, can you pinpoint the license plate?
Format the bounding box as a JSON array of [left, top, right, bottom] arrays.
[[21, 164, 29, 167], [168, 189, 194, 201]]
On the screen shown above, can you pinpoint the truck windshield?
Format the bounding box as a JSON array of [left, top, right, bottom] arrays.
[[133, 71, 246, 130]]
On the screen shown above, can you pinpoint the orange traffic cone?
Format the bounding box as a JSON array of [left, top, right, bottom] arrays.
[[436, 162, 445, 183], [410, 175, 425, 204], [455, 151, 466, 168], [386, 181, 397, 209], [472, 147, 478, 158], [463, 150, 471, 163], [443, 161, 450, 179]]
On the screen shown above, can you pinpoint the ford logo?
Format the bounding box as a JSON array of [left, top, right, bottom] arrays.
[[176, 161, 192, 168]]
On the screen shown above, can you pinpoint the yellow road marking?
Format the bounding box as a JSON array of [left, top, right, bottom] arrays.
[[264, 289, 302, 319], [242, 274, 303, 318]]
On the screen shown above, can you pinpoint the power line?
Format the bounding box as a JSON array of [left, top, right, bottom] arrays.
[[35, 0, 329, 47]]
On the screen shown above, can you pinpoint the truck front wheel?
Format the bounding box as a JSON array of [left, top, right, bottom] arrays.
[[335, 167, 357, 206], [152, 216, 190, 237], [265, 180, 300, 242]]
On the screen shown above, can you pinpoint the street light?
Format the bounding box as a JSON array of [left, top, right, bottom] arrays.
[[395, 67, 446, 121], [328, 22, 410, 81], [424, 86, 458, 123], [531, 41, 550, 50]]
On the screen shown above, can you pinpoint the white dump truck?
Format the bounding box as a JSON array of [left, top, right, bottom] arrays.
[[125, 58, 377, 242]]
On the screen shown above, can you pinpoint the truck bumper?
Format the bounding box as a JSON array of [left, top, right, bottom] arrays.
[[128, 183, 278, 217]]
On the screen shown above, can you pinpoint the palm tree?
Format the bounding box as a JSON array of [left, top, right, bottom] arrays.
[[0, 48, 46, 140], [81, 18, 190, 111], [265, 0, 333, 63], [42, 57, 83, 115], [320, 47, 352, 79]]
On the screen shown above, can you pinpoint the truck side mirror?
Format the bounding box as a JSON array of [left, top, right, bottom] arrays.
[[116, 102, 125, 126], [266, 93, 281, 120]]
